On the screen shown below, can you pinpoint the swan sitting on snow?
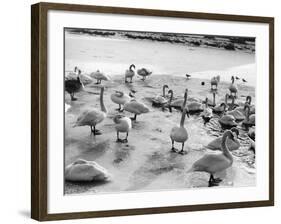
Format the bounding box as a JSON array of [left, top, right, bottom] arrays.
[[65, 159, 111, 182], [90, 70, 110, 84], [111, 91, 131, 112], [123, 99, 150, 121], [114, 114, 132, 143]]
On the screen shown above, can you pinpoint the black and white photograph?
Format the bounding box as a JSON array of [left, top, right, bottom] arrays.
[[64, 27, 256, 195]]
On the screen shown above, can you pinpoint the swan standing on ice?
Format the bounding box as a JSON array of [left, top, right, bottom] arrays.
[[125, 64, 136, 83], [114, 114, 132, 143], [229, 76, 238, 98], [123, 100, 150, 121], [170, 89, 189, 155], [137, 68, 152, 81], [74, 87, 107, 135], [111, 91, 131, 112], [90, 70, 110, 84], [210, 75, 220, 91], [65, 74, 84, 101], [190, 129, 236, 187]]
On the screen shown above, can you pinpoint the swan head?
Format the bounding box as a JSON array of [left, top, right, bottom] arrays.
[[130, 64, 136, 70], [163, 84, 169, 89], [115, 91, 124, 97], [168, 89, 173, 95], [223, 130, 235, 141], [230, 127, 239, 138], [246, 95, 252, 105], [113, 114, 125, 124]]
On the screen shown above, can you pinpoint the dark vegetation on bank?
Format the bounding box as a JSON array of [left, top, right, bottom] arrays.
[[67, 28, 255, 52]]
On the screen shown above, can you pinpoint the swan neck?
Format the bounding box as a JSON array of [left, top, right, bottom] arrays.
[[100, 88, 107, 113], [169, 91, 173, 103], [180, 110, 186, 127], [213, 93, 216, 105], [182, 90, 188, 109], [221, 133, 233, 161]]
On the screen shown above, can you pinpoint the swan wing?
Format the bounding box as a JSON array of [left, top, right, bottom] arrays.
[[76, 109, 105, 126]]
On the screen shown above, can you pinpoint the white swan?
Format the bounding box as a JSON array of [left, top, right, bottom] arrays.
[[90, 70, 110, 84], [74, 87, 107, 135], [65, 159, 110, 182], [111, 91, 131, 111], [206, 127, 240, 151], [137, 68, 152, 81], [113, 114, 132, 143], [190, 130, 236, 187], [229, 76, 238, 98], [123, 99, 150, 121], [152, 84, 169, 106], [170, 89, 189, 155], [202, 97, 213, 125], [125, 64, 136, 83], [242, 104, 255, 128], [210, 75, 220, 90]]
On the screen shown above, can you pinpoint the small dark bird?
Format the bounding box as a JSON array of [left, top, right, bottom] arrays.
[[130, 89, 137, 94], [186, 74, 191, 79], [235, 76, 240, 80], [242, 78, 247, 82], [201, 81, 205, 86]]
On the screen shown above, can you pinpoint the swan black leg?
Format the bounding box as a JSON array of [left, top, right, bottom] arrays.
[[208, 174, 222, 187], [171, 139, 178, 153], [178, 143, 187, 155], [130, 114, 137, 121], [130, 77, 133, 83], [121, 132, 128, 143], [70, 93, 77, 101], [92, 125, 102, 135], [116, 104, 121, 111], [116, 131, 122, 142]]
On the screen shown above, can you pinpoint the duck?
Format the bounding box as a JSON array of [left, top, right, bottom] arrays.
[[65, 75, 84, 101], [210, 75, 220, 90], [111, 91, 131, 112], [152, 84, 169, 107], [206, 127, 240, 151], [125, 64, 136, 83], [242, 78, 247, 83], [123, 99, 150, 121], [113, 114, 132, 143], [186, 74, 191, 79], [242, 104, 255, 128], [235, 76, 240, 80], [137, 68, 152, 81], [73, 87, 107, 135], [229, 76, 238, 98], [170, 90, 189, 155], [219, 114, 237, 129], [189, 130, 236, 187], [213, 102, 227, 114], [202, 97, 213, 125], [90, 70, 110, 84], [65, 159, 110, 182]]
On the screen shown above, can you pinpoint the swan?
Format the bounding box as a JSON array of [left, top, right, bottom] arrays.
[[170, 90, 189, 154], [229, 76, 238, 98], [123, 99, 150, 121], [137, 68, 152, 81], [74, 87, 107, 135], [125, 64, 136, 83], [202, 97, 213, 125], [206, 127, 240, 151], [113, 114, 132, 143], [111, 91, 131, 111], [65, 75, 84, 101], [210, 75, 220, 90], [186, 101, 203, 114], [90, 70, 110, 84], [219, 113, 238, 129], [189, 130, 236, 187], [207, 92, 216, 107], [152, 85, 169, 107], [242, 104, 255, 128], [65, 159, 110, 182], [213, 102, 227, 114]]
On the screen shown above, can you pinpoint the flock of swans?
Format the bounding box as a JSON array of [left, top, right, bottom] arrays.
[[65, 65, 255, 188]]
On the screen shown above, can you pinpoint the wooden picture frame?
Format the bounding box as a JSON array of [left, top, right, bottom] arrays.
[[31, 2, 274, 221]]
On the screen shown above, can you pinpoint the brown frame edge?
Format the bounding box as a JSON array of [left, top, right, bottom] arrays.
[[31, 2, 274, 221]]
